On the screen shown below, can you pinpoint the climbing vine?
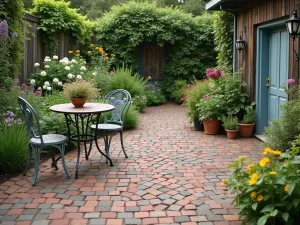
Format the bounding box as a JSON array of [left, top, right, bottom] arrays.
[[31, 0, 94, 54], [95, 1, 216, 81], [213, 11, 234, 73]]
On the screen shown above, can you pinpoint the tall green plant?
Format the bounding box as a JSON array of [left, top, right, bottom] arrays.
[[213, 11, 234, 73]]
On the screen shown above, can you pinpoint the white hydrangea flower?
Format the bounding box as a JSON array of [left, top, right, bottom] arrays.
[[58, 81, 63, 86], [47, 87, 52, 91], [34, 63, 40, 67], [37, 87, 42, 91], [44, 81, 50, 86], [53, 78, 59, 83], [80, 66, 87, 71], [45, 65, 50, 69], [76, 75, 83, 80], [63, 57, 69, 61], [44, 57, 51, 62], [30, 79, 36, 85], [83, 61, 86, 65], [65, 66, 71, 71], [92, 72, 97, 76], [40, 71, 47, 76], [53, 55, 58, 60], [67, 73, 74, 79], [43, 85, 47, 90], [71, 59, 78, 64]]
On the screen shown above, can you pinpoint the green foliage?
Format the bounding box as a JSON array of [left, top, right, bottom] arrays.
[[171, 80, 188, 104], [184, 80, 207, 121], [95, 1, 216, 85], [0, 0, 24, 80], [241, 105, 256, 124], [226, 150, 300, 225], [144, 84, 166, 106], [222, 116, 238, 130], [0, 114, 29, 174], [213, 11, 234, 73], [123, 105, 139, 130], [109, 65, 146, 97], [132, 95, 147, 113], [197, 94, 225, 120], [31, 0, 94, 54]]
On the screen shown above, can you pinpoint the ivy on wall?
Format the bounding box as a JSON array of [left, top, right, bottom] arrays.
[[0, 0, 24, 80], [95, 1, 216, 81], [31, 0, 94, 54], [213, 11, 234, 73]]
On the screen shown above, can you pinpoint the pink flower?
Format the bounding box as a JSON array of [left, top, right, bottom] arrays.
[[206, 68, 213, 76], [203, 94, 210, 100], [287, 79, 296, 85], [207, 72, 218, 79], [215, 68, 221, 78], [35, 91, 41, 95]]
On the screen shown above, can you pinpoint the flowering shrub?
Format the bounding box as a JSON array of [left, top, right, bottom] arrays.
[[225, 148, 300, 225], [29, 53, 89, 93], [144, 83, 166, 106], [0, 111, 29, 173]]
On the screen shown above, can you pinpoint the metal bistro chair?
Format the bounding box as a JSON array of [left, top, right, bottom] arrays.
[[89, 89, 132, 163], [18, 97, 70, 186]]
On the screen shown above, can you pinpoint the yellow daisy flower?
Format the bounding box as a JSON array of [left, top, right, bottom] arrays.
[[284, 184, 289, 192], [247, 164, 254, 174], [259, 158, 270, 167], [249, 173, 258, 186], [250, 192, 256, 199]]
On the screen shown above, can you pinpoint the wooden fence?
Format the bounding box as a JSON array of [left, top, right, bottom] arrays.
[[20, 13, 78, 83]]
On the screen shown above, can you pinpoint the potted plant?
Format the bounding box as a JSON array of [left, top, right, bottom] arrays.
[[239, 105, 256, 137], [184, 81, 208, 131], [222, 116, 239, 139], [63, 80, 98, 108], [197, 94, 225, 135]]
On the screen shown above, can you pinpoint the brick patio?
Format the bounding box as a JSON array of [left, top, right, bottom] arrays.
[[0, 103, 263, 225]]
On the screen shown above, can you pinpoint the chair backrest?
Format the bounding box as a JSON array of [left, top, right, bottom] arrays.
[[18, 97, 43, 143], [104, 89, 132, 127]]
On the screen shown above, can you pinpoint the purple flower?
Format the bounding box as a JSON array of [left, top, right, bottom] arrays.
[[21, 83, 27, 88], [6, 111, 15, 117], [287, 79, 296, 85], [5, 117, 12, 125], [215, 68, 222, 78], [145, 83, 155, 89], [0, 20, 8, 39], [35, 90, 41, 95], [206, 68, 213, 76], [11, 31, 18, 40]]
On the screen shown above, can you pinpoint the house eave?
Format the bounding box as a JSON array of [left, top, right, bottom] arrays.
[[204, 0, 247, 11]]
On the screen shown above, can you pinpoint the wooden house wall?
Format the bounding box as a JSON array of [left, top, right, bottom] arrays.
[[236, 0, 299, 100]]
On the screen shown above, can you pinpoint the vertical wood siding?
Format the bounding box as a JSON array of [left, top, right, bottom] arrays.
[[236, 0, 298, 100]]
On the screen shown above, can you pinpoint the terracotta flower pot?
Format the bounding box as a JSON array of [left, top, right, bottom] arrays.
[[238, 123, 255, 138], [71, 98, 86, 108], [225, 129, 238, 139], [193, 118, 204, 131], [203, 119, 220, 135]]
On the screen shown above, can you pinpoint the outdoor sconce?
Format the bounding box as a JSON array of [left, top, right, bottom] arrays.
[[236, 27, 246, 52], [286, 2, 300, 61]]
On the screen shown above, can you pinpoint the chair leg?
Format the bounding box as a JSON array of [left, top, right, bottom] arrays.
[[32, 148, 40, 186], [58, 144, 70, 179], [120, 131, 128, 158], [24, 143, 33, 176], [51, 148, 58, 170]]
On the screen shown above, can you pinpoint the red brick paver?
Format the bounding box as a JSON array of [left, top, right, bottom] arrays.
[[0, 103, 262, 224]]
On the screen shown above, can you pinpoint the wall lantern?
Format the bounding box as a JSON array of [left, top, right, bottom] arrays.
[[236, 27, 246, 52], [286, 3, 300, 61]]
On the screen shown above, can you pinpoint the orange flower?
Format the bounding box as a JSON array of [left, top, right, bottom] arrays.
[[76, 50, 80, 53], [68, 50, 73, 54], [105, 57, 109, 60], [257, 195, 264, 202], [87, 51, 92, 54], [99, 47, 104, 53]]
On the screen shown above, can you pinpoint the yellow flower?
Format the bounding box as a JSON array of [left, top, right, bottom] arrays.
[[263, 147, 272, 155], [269, 171, 276, 175], [247, 164, 254, 174], [111, 54, 115, 57], [104, 53, 108, 56], [105, 57, 109, 60], [99, 47, 104, 53], [250, 192, 256, 199], [90, 43, 94, 47], [284, 184, 289, 192], [76, 50, 80, 53], [68, 50, 73, 54], [259, 157, 270, 167], [95, 47, 99, 50], [221, 180, 228, 186], [87, 51, 92, 54], [272, 150, 281, 155], [249, 173, 258, 185], [257, 195, 264, 202], [263, 147, 281, 156]]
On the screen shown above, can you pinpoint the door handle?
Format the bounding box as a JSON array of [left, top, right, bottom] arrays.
[[266, 77, 270, 87]]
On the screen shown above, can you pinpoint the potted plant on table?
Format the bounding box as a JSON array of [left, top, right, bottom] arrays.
[[239, 105, 256, 138], [197, 94, 225, 135], [222, 116, 239, 139], [63, 80, 98, 108]]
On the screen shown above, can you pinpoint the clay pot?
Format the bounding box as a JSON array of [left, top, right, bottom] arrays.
[[71, 98, 86, 108], [203, 119, 220, 135], [225, 129, 238, 139], [193, 118, 204, 131], [238, 123, 255, 138]]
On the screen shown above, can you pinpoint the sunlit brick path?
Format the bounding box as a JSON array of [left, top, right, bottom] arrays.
[[0, 103, 263, 225]]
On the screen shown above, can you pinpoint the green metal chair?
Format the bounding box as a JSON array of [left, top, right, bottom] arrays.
[[89, 89, 132, 162], [18, 97, 70, 186]]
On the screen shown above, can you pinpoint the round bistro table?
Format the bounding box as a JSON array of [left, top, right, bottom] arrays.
[[50, 103, 115, 179]]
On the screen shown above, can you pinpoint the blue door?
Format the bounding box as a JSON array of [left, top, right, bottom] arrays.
[[268, 29, 288, 123]]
